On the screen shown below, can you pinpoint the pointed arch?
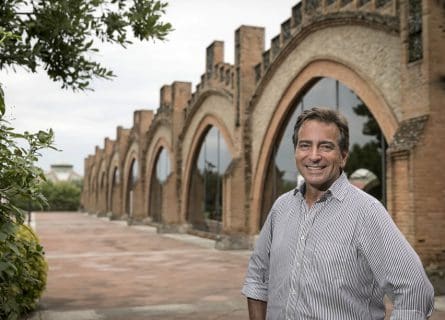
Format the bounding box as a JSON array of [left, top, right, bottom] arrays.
[[180, 114, 235, 224], [107, 152, 120, 213], [122, 142, 139, 217], [145, 137, 174, 220], [250, 59, 399, 233]]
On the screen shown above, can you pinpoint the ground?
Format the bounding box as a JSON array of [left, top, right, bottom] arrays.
[[24, 212, 445, 320]]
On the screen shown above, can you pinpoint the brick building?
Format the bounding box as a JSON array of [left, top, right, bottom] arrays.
[[81, 0, 445, 289]]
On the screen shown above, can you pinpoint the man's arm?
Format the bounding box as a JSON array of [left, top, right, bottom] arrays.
[[247, 298, 267, 320], [242, 207, 274, 316], [359, 202, 434, 319]]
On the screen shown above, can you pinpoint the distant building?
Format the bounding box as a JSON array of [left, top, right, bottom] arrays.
[[46, 164, 82, 183]]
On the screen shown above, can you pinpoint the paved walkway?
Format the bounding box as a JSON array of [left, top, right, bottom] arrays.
[[27, 212, 250, 320], [25, 212, 444, 320]]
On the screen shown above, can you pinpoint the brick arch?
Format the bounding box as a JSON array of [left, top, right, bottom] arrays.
[[99, 162, 107, 190], [183, 89, 233, 128], [180, 114, 236, 223], [250, 59, 399, 234], [145, 137, 174, 219], [122, 142, 139, 216], [89, 165, 97, 192]]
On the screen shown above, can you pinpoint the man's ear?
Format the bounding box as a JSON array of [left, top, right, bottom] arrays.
[[341, 151, 349, 168]]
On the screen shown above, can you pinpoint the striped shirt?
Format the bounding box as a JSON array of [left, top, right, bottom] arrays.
[[242, 173, 434, 320]]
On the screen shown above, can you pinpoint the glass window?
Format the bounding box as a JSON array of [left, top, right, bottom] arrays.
[[129, 159, 138, 189], [155, 148, 171, 184], [100, 172, 105, 189], [112, 167, 119, 185], [149, 148, 171, 222], [188, 126, 232, 232], [261, 77, 386, 227]]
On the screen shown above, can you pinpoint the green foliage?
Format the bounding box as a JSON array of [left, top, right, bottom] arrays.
[[44, 180, 82, 211], [0, 224, 48, 319], [0, 223, 49, 319], [344, 103, 384, 200], [0, 46, 53, 316], [0, 224, 48, 318], [0, 116, 55, 222], [0, 0, 173, 90], [13, 180, 82, 211], [44, 180, 81, 211]]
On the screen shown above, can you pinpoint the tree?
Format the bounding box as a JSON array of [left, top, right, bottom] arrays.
[[0, 90, 54, 318], [12, 180, 83, 212], [1, 1, 172, 314], [344, 103, 385, 201], [0, 0, 173, 90]]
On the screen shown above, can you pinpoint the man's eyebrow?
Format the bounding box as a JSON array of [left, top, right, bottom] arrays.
[[319, 140, 336, 145], [297, 140, 335, 145]]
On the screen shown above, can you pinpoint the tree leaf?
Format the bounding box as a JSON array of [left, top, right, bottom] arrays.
[[0, 84, 5, 116]]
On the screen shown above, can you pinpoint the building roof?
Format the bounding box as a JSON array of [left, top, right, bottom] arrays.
[[46, 164, 82, 182]]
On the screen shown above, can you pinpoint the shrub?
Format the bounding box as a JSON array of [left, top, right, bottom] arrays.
[[16, 225, 48, 313], [0, 225, 48, 319]]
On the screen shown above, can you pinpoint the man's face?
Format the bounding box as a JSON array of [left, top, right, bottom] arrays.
[[295, 120, 348, 192]]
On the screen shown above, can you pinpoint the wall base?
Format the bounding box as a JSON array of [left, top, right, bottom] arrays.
[[215, 234, 251, 250]]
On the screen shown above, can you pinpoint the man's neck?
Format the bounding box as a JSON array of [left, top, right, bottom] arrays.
[[304, 188, 326, 208]]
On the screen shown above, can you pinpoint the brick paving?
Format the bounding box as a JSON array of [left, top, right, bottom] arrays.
[[25, 212, 444, 320]]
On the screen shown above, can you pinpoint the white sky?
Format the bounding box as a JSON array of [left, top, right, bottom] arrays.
[[0, 0, 298, 175]]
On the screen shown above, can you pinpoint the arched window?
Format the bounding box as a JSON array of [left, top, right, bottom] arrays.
[[112, 167, 119, 186], [261, 77, 387, 226], [149, 148, 171, 222], [100, 172, 105, 190], [129, 159, 138, 188], [108, 166, 119, 212], [156, 148, 170, 183], [126, 159, 138, 216], [188, 126, 231, 232]]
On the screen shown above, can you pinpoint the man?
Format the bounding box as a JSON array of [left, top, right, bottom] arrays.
[[242, 107, 434, 319]]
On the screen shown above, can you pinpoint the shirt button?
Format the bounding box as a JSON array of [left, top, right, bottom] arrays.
[[300, 235, 305, 240]]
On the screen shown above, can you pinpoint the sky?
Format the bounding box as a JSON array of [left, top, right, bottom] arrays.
[[1, 0, 298, 175]]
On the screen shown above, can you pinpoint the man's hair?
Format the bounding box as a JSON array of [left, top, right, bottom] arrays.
[[292, 107, 349, 154]]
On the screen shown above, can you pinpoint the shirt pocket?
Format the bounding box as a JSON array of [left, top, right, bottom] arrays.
[[312, 241, 357, 283]]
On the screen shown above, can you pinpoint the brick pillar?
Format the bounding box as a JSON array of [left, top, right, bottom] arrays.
[[388, 150, 415, 244], [160, 85, 172, 109], [112, 126, 130, 219], [206, 41, 224, 78], [169, 82, 191, 227], [131, 110, 154, 222], [215, 26, 265, 249]]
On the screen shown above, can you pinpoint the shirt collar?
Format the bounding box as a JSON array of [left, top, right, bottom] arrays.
[[293, 171, 349, 202]]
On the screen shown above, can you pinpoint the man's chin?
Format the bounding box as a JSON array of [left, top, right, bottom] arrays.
[[304, 178, 332, 191]]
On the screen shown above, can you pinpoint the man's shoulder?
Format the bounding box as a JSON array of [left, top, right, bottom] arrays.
[[343, 183, 387, 215], [276, 189, 299, 203], [270, 189, 299, 212]]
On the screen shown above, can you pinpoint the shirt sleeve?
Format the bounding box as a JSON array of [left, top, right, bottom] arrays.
[[241, 207, 274, 302], [358, 201, 435, 320]]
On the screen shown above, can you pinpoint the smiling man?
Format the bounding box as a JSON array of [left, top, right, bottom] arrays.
[[242, 107, 434, 320]]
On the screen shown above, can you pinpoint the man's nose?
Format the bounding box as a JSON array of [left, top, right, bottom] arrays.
[[308, 147, 322, 161]]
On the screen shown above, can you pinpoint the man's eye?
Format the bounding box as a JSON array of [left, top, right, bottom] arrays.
[[320, 144, 334, 151], [298, 143, 310, 149]]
